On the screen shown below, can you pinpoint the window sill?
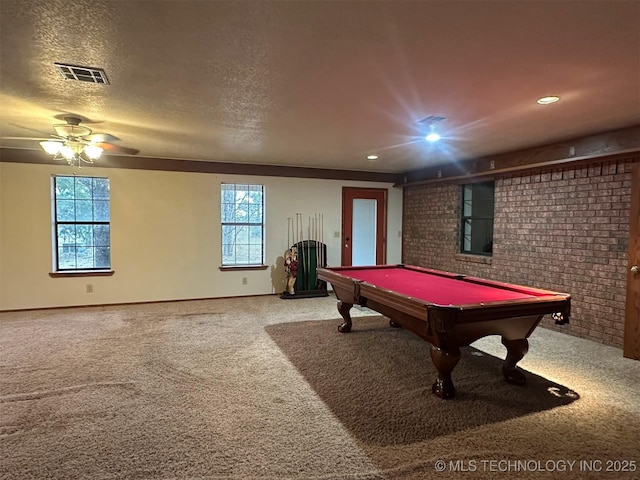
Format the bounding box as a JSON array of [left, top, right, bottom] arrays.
[[455, 254, 492, 265], [219, 265, 269, 271], [50, 270, 115, 278]]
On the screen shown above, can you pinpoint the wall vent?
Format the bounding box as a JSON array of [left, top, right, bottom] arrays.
[[54, 63, 109, 84]]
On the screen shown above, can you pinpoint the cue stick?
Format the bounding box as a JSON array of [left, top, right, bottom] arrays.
[[300, 213, 305, 288], [296, 213, 301, 291], [313, 213, 318, 288], [320, 213, 324, 267], [299, 213, 303, 281], [307, 217, 311, 289], [322, 213, 324, 267], [315, 213, 319, 284], [309, 216, 313, 289], [298, 213, 302, 247], [303, 216, 307, 290], [295, 213, 300, 292], [312, 215, 316, 283]]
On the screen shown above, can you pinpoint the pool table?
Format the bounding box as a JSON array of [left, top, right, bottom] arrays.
[[316, 264, 571, 399]]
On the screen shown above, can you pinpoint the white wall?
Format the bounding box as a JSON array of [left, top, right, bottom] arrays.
[[0, 161, 402, 310]]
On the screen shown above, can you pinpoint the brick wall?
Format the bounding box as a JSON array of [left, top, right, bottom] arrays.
[[402, 154, 638, 348]]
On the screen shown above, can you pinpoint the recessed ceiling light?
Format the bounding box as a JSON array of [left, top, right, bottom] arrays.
[[424, 123, 441, 143], [367, 155, 378, 160], [425, 132, 441, 143], [537, 96, 560, 105]]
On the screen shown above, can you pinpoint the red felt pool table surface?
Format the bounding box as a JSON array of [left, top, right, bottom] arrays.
[[341, 265, 546, 306]]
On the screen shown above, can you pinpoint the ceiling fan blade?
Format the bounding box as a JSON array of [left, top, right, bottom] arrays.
[[86, 133, 120, 143], [8, 123, 53, 136], [97, 143, 140, 155], [1, 136, 52, 141]]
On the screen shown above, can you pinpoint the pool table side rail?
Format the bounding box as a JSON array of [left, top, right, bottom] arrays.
[[457, 275, 571, 298], [402, 264, 571, 298], [357, 282, 570, 324]]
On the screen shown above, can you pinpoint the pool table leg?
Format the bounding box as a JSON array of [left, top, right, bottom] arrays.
[[337, 301, 353, 333], [430, 346, 461, 399], [501, 337, 529, 385]]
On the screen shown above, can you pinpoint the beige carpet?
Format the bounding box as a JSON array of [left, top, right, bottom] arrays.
[[1, 295, 639, 480]]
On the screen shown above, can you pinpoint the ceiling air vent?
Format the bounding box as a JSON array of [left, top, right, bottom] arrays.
[[417, 115, 446, 124], [54, 63, 109, 84]]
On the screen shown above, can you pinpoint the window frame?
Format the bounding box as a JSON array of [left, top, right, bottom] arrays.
[[220, 183, 266, 268], [460, 180, 495, 257], [51, 175, 112, 273]]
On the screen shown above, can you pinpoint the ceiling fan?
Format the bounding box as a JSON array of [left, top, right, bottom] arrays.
[[3, 116, 139, 166]]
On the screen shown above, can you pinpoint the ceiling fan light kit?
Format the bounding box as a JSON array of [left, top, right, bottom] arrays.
[[40, 140, 103, 163], [39, 116, 104, 167]]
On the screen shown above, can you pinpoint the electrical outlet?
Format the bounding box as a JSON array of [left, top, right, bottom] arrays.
[[334, 231, 340, 238], [242, 277, 247, 285], [86, 284, 93, 293]]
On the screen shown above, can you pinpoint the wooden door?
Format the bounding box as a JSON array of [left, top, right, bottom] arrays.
[[624, 162, 640, 360], [342, 187, 387, 266]]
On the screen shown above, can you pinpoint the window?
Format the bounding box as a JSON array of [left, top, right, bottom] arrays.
[[221, 183, 264, 266], [461, 181, 494, 256], [53, 175, 111, 271]]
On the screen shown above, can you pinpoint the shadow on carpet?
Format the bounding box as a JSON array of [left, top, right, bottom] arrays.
[[265, 316, 579, 446]]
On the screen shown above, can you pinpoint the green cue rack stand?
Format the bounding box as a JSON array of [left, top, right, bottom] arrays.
[[284, 240, 328, 299]]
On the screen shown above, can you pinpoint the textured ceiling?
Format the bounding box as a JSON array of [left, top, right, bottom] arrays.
[[1, 0, 639, 174]]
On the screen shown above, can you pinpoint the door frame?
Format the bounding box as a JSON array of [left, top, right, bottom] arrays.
[[624, 161, 640, 360], [341, 187, 387, 266]]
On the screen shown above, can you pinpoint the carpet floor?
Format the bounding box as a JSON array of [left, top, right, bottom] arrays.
[[1, 295, 639, 479]]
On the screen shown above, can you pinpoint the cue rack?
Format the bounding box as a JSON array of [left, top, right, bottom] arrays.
[[280, 213, 328, 299]]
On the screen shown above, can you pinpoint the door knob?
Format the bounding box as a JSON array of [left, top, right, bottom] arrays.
[[632, 265, 640, 274]]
